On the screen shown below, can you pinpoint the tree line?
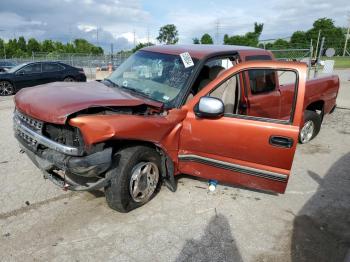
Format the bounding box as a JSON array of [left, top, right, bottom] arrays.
[[0, 17, 346, 58], [135, 17, 346, 53], [0, 37, 104, 58], [191, 18, 346, 51]]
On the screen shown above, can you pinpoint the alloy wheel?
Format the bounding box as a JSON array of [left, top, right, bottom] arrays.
[[129, 162, 159, 203], [0, 81, 14, 96], [300, 120, 315, 144]]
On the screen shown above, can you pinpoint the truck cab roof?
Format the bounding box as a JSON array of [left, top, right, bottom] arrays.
[[142, 44, 272, 60]]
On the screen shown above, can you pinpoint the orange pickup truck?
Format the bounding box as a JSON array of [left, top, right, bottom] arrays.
[[13, 45, 339, 212]]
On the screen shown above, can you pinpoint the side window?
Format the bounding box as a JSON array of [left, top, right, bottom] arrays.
[[244, 69, 297, 122], [19, 64, 42, 74], [43, 63, 63, 72], [248, 69, 276, 94], [245, 55, 272, 61]]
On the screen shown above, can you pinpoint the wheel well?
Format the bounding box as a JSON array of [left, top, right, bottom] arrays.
[[106, 140, 158, 152], [64, 75, 75, 80], [104, 139, 177, 191], [306, 100, 324, 114]]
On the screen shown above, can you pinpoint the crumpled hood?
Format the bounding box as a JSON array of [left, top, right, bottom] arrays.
[[14, 81, 162, 124]]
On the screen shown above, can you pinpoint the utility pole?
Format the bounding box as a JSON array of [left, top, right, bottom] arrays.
[[110, 43, 114, 62], [68, 25, 73, 44], [315, 37, 325, 78], [96, 26, 99, 47], [215, 20, 220, 44], [133, 30, 136, 48], [314, 30, 321, 59], [147, 27, 150, 43], [343, 12, 350, 57], [308, 39, 313, 79]]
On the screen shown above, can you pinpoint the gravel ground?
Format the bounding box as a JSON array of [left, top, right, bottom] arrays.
[[0, 95, 349, 262]]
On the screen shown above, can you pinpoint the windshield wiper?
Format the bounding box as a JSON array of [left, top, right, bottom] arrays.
[[102, 78, 118, 87], [119, 85, 162, 103]]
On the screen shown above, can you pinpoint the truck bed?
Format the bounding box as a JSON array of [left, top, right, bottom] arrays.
[[304, 75, 339, 114]]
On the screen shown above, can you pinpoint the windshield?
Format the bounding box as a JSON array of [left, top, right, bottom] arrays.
[[7, 63, 27, 73], [107, 51, 197, 104]]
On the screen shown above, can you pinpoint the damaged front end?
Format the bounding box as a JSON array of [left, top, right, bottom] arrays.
[[13, 109, 113, 191]]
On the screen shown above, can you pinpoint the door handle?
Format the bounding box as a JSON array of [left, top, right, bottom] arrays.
[[269, 136, 294, 148]]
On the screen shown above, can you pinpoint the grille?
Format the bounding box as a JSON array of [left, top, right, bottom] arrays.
[[15, 110, 43, 131], [16, 129, 38, 148], [14, 109, 82, 155], [14, 110, 43, 150]]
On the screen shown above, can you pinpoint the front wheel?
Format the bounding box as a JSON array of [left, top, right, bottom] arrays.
[[299, 110, 322, 144], [0, 81, 14, 96], [105, 146, 161, 212]]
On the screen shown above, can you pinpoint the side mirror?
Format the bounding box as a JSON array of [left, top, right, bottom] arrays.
[[194, 97, 224, 118], [16, 71, 24, 75]]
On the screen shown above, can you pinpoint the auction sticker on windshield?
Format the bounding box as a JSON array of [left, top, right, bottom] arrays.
[[180, 52, 194, 68]]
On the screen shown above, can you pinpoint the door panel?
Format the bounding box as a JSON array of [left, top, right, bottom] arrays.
[[178, 113, 299, 193], [178, 61, 306, 193], [42, 63, 64, 83], [180, 114, 299, 170], [15, 63, 43, 88]]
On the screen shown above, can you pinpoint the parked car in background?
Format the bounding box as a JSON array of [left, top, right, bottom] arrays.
[[0, 60, 17, 72], [0, 61, 86, 96]]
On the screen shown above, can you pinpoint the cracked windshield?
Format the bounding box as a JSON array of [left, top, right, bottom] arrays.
[[107, 51, 197, 104]]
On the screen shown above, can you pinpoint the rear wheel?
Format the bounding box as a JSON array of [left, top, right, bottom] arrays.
[[105, 145, 161, 212], [0, 81, 14, 96], [63, 76, 75, 82], [299, 110, 322, 144]]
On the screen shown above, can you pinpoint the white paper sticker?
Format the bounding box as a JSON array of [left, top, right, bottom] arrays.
[[180, 52, 194, 68]]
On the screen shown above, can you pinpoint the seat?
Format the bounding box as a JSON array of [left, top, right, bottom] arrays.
[[210, 76, 237, 114], [197, 65, 225, 91]]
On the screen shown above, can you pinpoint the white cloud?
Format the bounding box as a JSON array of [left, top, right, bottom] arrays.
[[0, 0, 348, 49], [0, 0, 152, 50]]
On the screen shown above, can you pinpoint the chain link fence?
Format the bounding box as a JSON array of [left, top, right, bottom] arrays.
[[269, 49, 311, 61], [1, 42, 349, 79]]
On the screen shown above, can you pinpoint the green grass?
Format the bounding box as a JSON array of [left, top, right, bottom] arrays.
[[323, 56, 350, 69]]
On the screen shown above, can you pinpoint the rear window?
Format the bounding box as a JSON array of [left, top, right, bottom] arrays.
[[248, 69, 276, 94], [245, 55, 272, 61]]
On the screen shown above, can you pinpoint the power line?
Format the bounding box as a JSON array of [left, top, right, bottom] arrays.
[[215, 20, 220, 44], [133, 30, 136, 47], [96, 26, 99, 47], [147, 28, 149, 43]]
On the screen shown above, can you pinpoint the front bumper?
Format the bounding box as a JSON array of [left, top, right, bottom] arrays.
[[23, 146, 113, 191], [13, 110, 113, 191]]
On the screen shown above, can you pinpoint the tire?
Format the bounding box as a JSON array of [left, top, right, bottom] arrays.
[[0, 80, 14, 96], [63, 76, 75, 82], [299, 110, 322, 144], [105, 145, 161, 212]]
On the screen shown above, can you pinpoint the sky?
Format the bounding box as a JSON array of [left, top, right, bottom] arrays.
[[0, 0, 349, 51]]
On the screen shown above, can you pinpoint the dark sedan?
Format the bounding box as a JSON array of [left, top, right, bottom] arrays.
[[0, 61, 86, 96]]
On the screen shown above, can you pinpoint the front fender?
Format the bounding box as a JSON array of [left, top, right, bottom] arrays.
[[69, 109, 187, 147]]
